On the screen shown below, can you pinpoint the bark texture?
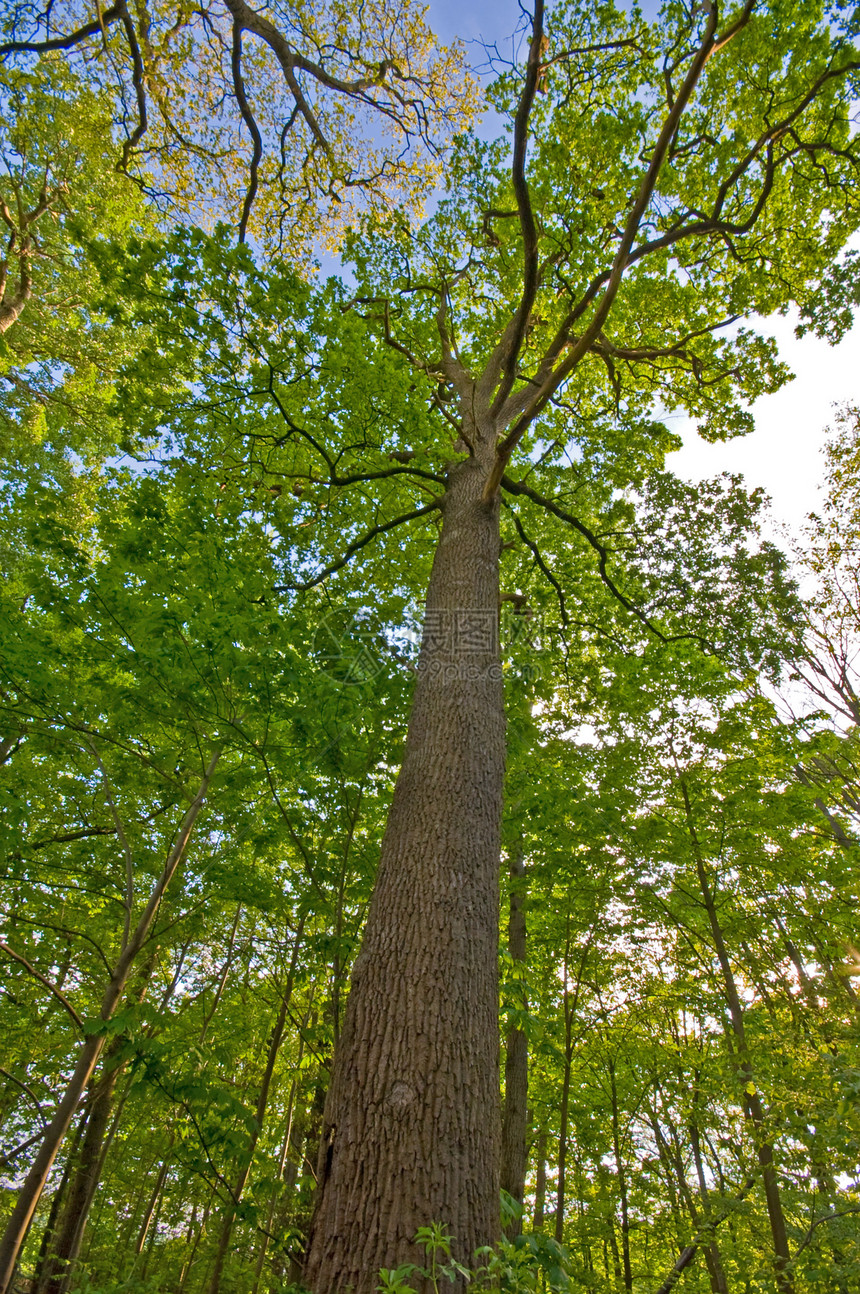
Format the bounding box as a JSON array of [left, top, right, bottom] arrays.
[[304, 447, 505, 1292]]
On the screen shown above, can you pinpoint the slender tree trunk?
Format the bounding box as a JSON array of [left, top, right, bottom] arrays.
[[30, 1113, 87, 1294], [649, 1105, 730, 1294], [36, 1062, 121, 1294], [199, 905, 243, 1044], [554, 1035, 571, 1246], [69, 936, 192, 1273], [533, 1130, 547, 1230], [607, 1222, 623, 1287], [140, 1175, 166, 1279], [252, 1084, 299, 1294], [37, 949, 163, 1294], [0, 753, 218, 1294], [555, 915, 575, 1246], [608, 1063, 632, 1293], [207, 918, 305, 1294], [136, 1155, 172, 1256], [177, 1198, 212, 1294], [690, 1117, 730, 1294], [680, 781, 794, 1294], [501, 846, 527, 1237], [304, 446, 505, 1292]]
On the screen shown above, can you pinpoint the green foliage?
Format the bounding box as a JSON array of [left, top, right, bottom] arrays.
[[0, 59, 151, 476], [377, 1226, 575, 1294], [2, 3, 860, 1292]]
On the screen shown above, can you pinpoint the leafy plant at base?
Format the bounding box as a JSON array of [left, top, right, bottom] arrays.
[[377, 1226, 574, 1294]]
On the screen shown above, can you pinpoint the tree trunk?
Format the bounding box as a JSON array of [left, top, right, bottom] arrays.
[[252, 1082, 299, 1294], [680, 781, 794, 1294], [533, 1130, 547, 1230], [649, 1104, 730, 1294], [501, 847, 528, 1237], [30, 1112, 87, 1294], [690, 1117, 730, 1294], [304, 447, 505, 1292], [37, 947, 163, 1294], [36, 1061, 121, 1294], [608, 1062, 632, 1293], [135, 1155, 172, 1256], [554, 922, 575, 1247], [177, 1198, 212, 1294], [207, 918, 304, 1294]]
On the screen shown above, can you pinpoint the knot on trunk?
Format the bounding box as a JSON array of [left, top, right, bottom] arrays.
[[386, 1081, 416, 1111]]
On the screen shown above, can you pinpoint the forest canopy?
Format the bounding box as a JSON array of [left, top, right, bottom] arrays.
[[1, 2, 860, 1294]]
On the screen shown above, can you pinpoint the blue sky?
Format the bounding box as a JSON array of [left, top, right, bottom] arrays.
[[428, 0, 522, 47]]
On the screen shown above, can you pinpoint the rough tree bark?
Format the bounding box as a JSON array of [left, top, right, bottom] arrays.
[[303, 440, 505, 1290]]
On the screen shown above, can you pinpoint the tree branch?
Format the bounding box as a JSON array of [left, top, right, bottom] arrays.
[[0, 942, 84, 1030], [231, 21, 264, 243], [274, 499, 442, 592], [116, 0, 148, 170], [483, 1, 756, 500], [500, 474, 664, 638], [509, 508, 569, 627], [792, 1204, 860, 1261], [222, 0, 332, 152], [0, 1068, 49, 1129], [501, 473, 717, 649], [482, 0, 544, 414], [0, 6, 122, 55]]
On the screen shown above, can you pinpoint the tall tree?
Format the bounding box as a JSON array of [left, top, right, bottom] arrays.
[[296, 2, 860, 1285]]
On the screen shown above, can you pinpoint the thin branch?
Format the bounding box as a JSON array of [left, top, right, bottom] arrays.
[[0, 911, 113, 978], [0, 941, 84, 1030], [509, 509, 569, 626], [0, 5, 122, 54], [792, 1205, 860, 1261], [0, 1068, 49, 1129], [275, 498, 442, 592], [485, 0, 545, 414], [27, 826, 118, 851], [0, 1130, 45, 1169], [260, 372, 445, 486], [500, 474, 675, 642], [231, 20, 264, 242], [483, 1, 755, 499]]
